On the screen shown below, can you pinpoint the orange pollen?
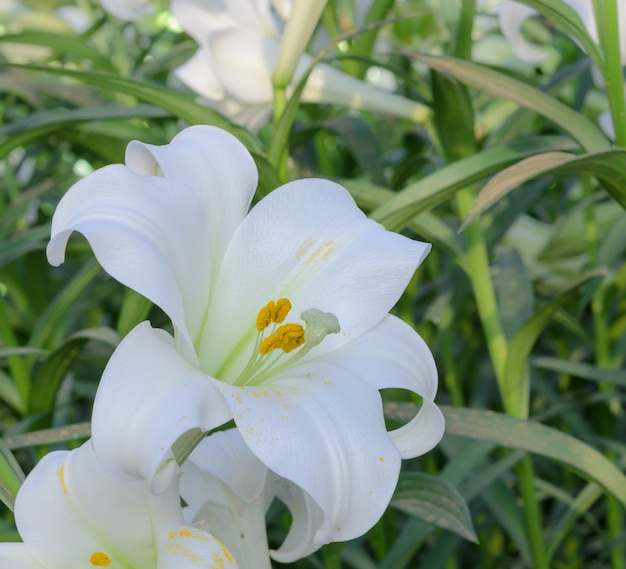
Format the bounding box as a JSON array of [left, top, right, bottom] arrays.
[[273, 298, 292, 323], [259, 323, 305, 355]]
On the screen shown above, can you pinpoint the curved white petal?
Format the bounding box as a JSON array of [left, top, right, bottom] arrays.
[[498, 1, 549, 64], [46, 164, 209, 355], [210, 29, 276, 103], [15, 441, 166, 568], [299, 57, 428, 122], [0, 544, 45, 569], [181, 442, 272, 569], [171, 0, 234, 43], [13, 439, 235, 569], [186, 430, 267, 503], [200, 179, 430, 380], [125, 126, 258, 325], [174, 46, 225, 100], [92, 323, 232, 493], [269, 476, 325, 563], [325, 314, 445, 458], [100, 0, 153, 21], [214, 364, 402, 543], [182, 429, 326, 564], [158, 526, 237, 569]]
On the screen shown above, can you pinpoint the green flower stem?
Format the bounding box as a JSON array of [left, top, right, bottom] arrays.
[[584, 183, 624, 569], [594, 0, 626, 146], [322, 542, 343, 569], [451, 5, 546, 568], [0, 296, 29, 412], [455, 189, 507, 386], [272, 85, 289, 182]]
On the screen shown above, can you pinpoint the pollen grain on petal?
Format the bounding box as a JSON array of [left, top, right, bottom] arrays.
[[89, 552, 111, 567]]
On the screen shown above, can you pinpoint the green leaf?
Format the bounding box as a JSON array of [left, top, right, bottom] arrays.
[[391, 472, 478, 543], [0, 32, 115, 70], [117, 290, 153, 338], [494, 248, 535, 340], [368, 136, 576, 231], [385, 403, 626, 509], [431, 69, 476, 162], [1, 63, 262, 154], [503, 270, 606, 417], [0, 439, 24, 512], [3, 422, 91, 449], [0, 105, 169, 161], [0, 224, 50, 269], [29, 328, 119, 416], [28, 259, 102, 352], [532, 356, 626, 386], [411, 54, 610, 153], [463, 151, 626, 227]]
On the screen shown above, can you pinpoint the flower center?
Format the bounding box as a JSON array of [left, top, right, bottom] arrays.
[[231, 298, 340, 387]]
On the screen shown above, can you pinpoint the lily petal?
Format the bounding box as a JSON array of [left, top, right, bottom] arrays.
[[46, 165, 209, 356], [92, 322, 232, 493], [214, 364, 402, 543], [0, 544, 45, 569], [125, 125, 258, 269], [200, 179, 430, 378], [158, 526, 237, 569], [324, 314, 445, 458]]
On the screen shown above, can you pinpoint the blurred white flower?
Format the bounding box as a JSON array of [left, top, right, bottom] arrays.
[[498, 0, 626, 65], [100, 0, 154, 21], [171, 0, 429, 129], [0, 439, 236, 569]]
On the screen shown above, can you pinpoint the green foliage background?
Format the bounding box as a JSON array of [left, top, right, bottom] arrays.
[[1, 0, 626, 568]]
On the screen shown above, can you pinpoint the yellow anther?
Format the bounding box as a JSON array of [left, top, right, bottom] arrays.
[[273, 298, 292, 323], [256, 298, 293, 331], [256, 301, 275, 331], [259, 324, 305, 355], [90, 552, 111, 567]]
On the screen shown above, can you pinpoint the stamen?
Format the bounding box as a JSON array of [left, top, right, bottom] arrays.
[[256, 298, 292, 330], [259, 323, 305, 355], [90, 552, 111, 567], [256, 300, 275, 331]]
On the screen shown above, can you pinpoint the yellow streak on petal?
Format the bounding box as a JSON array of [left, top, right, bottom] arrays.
[[58, 465, 69, 498], [90, 552, 111, 567], [296, 236, 314, 260], [305, 240, 335, 264]]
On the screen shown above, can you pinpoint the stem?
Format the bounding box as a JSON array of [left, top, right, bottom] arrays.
[[594, 0, 626, 146], [455, 189, 508, 386], [449, 4, 546, 567], [0, 296, 29, 412], [584, 180, 624, 569], [272, 85, 289, 182], [516, 457, 548, 569]]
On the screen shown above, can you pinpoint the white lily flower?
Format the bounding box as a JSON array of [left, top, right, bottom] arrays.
[[498, 0, 626, 65], [47, 125, 445, 545], [0, 439, 236, 569], [99, 0, 154, 21], [171, 0, 429, 130], [181, 429, 325, 565]]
